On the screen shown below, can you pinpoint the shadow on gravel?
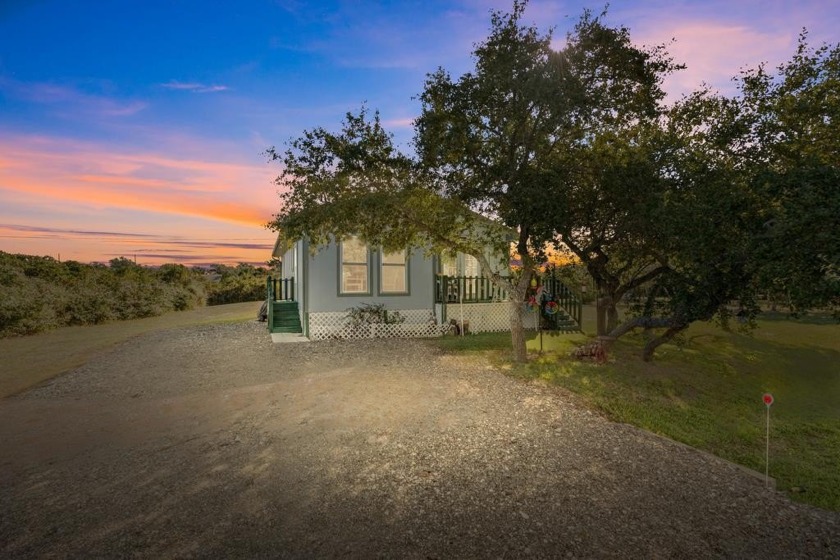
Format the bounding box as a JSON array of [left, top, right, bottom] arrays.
[[2, 325, 838, 559]]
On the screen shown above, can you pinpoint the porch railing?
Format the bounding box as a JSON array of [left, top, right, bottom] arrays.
[[266, 276, 296, 334], [267, 276, 295, 302], [541, 276, 583, 329], [435, 275, 508, 303], [434, 274, 582, 331]]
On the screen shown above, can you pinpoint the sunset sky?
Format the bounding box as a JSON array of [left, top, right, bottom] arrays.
[[1, 0, 837, 266]]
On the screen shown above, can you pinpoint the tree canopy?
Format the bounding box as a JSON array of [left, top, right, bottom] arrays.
[[269, 2, 839, 362], [269, 3, 686, 361], [739, 34, 840, 314]]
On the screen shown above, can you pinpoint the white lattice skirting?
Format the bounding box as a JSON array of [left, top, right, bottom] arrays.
[[441, 301, 534, 333], [308, 309, 442, 340], [308, 304, 537, 340]]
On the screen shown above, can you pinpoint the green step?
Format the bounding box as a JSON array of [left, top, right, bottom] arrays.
[[270, 301, 303, 334]]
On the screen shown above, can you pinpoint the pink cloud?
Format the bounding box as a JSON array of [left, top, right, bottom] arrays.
[[1, 79, 148, 117], [633, 20, 795, 98], [0, 132, 281, 265], [0, 221, 273, 266], [383, 117, 415, 129], [0, 135, 279, 228]]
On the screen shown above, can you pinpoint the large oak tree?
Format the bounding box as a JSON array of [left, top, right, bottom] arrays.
[[270, 3, 680, 361]]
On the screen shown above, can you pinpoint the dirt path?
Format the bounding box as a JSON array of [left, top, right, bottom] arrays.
[[1, 321, 838, 558]]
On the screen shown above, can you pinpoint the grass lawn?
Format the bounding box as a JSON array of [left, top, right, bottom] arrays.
[[0, 301, 261, 399], [435, 307, 840, 512]]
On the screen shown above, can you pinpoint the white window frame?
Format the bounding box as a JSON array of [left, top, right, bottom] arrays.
[[379, 249, 409, 295], [339, 236, 370, 295]]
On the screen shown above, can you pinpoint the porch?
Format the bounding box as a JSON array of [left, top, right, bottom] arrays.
[[266, 277, 302, 335], [265, 274, 583, 339], [435, 275, 582, 333]]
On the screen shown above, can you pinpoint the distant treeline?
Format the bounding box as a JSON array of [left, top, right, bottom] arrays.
[[0, 252, 271, 337]]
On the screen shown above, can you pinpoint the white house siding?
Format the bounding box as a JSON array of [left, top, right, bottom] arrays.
[[306, 243, 435, 313], [276, 235, 516, 340], [301, 243, 437, 339], [281, 242, 307, 329]]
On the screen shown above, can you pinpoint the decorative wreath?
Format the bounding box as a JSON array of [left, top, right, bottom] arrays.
[[544, 301, 559, 315]]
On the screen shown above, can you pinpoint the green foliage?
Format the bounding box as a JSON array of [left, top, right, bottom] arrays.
[[0, 252, 219, 337], [268, 106, 505, 261], [577, 32, 840, 355], [267, 2, 838, 361], [738, 35, 840, 314], [205, 263, 268, 305], [547, 263, 596, 303], [267, 3, 685, 361], [344, 303, 406, 328]]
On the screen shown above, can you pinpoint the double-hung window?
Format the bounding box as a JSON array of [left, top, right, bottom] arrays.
[[340, 236, 369, 294], [440, 254, 458, 277], [380, 250, 408, 294]]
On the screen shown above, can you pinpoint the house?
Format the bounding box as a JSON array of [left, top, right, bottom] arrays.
[[267, 233, 583, 340], [267, 234, 515, 340]]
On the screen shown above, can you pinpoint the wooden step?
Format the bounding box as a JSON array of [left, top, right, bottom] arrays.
[[270, 301, 303, 334]]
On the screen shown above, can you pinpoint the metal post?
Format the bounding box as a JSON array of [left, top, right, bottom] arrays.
[[765, 404, 770, 488], [762, 392, 774, 489], [459, 284, 464, 337]]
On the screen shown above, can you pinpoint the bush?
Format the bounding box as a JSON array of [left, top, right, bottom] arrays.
[[345, 303, 406, 327], [0, 252, 215, 337], [205, 263, 268, 305]]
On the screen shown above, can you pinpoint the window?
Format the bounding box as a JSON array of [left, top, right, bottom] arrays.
[[340, 236, 369, 294], [380, 249, 408, 294], [463, 254, 480, 298], [440, 254, 458, 277], [464, 254, 480, 277]]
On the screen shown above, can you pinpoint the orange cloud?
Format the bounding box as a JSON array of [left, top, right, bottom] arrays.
[[0, 135, 280, 228], [0, 222, 275, 267]]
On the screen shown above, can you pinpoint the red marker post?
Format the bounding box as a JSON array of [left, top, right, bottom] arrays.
[[763, 393, 774, 488]]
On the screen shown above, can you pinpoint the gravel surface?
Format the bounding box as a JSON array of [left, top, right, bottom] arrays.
[[1, 320, 838, 559]]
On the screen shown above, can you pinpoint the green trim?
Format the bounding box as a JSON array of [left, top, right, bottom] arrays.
[[338, 236, 372, 296], [378, 248, 410, 296], [302, 238, 310, 337]]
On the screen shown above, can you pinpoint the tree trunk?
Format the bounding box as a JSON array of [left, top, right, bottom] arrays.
[[509, 268, 532, 363], [595, 295, 620, 335], [605, 301, 619, 333], [595, 296, 608, 335], [476, 251, 530, 363], [641, 324, 687, 362], [509, 297, 527, 362]]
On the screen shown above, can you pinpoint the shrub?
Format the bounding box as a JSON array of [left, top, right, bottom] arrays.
[[0, 252, 213, 337], [345, 303, 406, 327], [205, 263, 268, 305]]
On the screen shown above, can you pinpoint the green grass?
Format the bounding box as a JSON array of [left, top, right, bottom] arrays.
[[433, 310, 840, 511], [0, 301, 261, 398]]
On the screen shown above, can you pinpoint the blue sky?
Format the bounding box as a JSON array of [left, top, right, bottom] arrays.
[[0, 0, 837, 265]]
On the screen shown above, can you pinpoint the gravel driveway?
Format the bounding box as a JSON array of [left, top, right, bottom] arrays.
[[1, 321, 838, 558]]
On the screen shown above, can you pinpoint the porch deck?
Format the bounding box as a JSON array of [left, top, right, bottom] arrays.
[[265, 274, 583, 338], [435, 275, 582, 332]]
